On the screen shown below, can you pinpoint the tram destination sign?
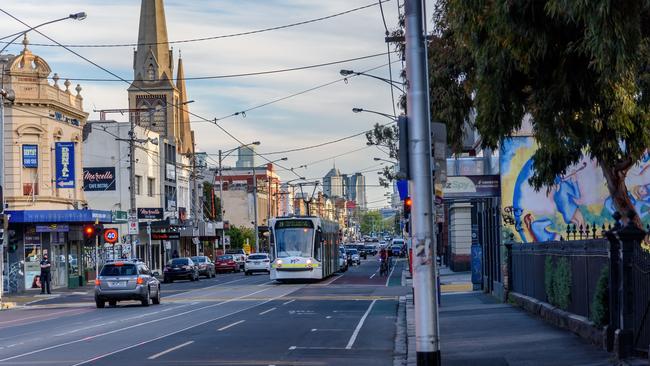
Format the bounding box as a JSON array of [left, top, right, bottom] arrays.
[[275, 220, 314, 229]]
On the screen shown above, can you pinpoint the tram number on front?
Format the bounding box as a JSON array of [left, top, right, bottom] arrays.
[[290, 258, 300, 264]]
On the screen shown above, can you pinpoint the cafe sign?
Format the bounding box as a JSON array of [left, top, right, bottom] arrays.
[[83, 167, 116, 191], [137, 207, 163, 220]]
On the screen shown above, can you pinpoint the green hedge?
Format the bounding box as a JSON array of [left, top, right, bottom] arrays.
[[544, 255, 572, 310], [590, 266, 609, 327]]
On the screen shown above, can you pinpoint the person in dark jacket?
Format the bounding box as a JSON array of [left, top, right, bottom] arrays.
[[40, 254, 51, 294]]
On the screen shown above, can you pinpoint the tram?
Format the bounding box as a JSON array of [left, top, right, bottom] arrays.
[[269, 216, 340, 281]]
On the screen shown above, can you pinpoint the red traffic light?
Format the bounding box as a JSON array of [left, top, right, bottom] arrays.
[[405, 197, 412, 207], [83, 224, 96, 239]]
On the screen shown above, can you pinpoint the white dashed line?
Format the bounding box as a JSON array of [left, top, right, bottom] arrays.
[[345, 300, 377, 349], [217, 320, 245, 331], [259, 307, 276, 315], [147, 341, 194, 360]]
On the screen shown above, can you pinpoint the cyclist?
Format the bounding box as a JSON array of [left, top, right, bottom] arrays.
[[379, 247, 388, 275]]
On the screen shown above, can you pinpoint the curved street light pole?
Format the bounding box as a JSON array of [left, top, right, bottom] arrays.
[[352, 108, 397, 121], [340, 69, 405, 94]]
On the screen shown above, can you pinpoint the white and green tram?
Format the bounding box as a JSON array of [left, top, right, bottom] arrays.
[[269, 216, 340, 281]]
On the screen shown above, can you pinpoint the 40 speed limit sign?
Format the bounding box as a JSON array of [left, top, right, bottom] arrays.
[[103, 228, 119, 244]]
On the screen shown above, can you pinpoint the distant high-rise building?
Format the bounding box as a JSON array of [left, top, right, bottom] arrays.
[[347, 173, 367, 210], [323, 165, 344, 198], [236, 145, 256, 168]]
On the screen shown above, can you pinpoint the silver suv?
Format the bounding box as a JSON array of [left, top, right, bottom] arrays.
[[94, 259, 161, 308]]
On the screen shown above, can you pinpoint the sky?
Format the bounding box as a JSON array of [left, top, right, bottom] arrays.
[[0, 0, 435, 210]]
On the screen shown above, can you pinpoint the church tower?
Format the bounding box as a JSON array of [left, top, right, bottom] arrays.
[[128, 0, 192, 154]]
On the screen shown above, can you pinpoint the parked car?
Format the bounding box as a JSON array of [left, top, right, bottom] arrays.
[[391, 245, 403, 257], [338, 247, 348, 272], [392, 238, 406, 257], [244, 253, 271, 275], [216, 254, 239, 273], [163, 257, 200, 283], [225, 249, 247, 270], [94, 259, 161, 308], [190, 256, 216, 278], [347, 249, 361, 265]]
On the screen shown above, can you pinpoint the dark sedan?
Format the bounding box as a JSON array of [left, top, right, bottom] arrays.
[[163, 257, 199, 283], [191, 256, 216, 278], [215, 255, 239, 273]]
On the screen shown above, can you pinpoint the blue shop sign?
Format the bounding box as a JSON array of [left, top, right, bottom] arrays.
[[6, 210, 113, 223], [55, 142, 75, 188], [22, 144, 38, 168]]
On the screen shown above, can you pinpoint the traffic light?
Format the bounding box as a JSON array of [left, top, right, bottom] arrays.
[[83, 224, 97, 240], [403, 196, 412, 218]]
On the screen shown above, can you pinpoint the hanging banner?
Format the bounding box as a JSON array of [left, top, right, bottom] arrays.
[[55, 142, 75, 188], [83, 167, 116, 191], [22, 144, 38, 168]]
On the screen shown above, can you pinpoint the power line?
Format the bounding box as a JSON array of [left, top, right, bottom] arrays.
[[1, 1, 390, 48], [8, 53, 386, 82]]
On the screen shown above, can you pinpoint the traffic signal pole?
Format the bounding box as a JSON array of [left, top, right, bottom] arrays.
[[95, 218, 99, 280], [404, 0, 441, 364]]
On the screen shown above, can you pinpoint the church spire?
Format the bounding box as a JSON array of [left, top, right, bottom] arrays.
[[133, 0, 173, 85], [176, 54, 193, 155]]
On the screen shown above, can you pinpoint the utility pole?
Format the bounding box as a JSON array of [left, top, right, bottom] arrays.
[[404, 0, 441, 364], [190, 141, 199, 256], [0, 88, 14, 304], [128, 116, 138, 259], [218, 149, 225, 254], [252, 164, 259, 253]]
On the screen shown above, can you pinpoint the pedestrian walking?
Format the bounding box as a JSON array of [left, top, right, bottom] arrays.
[[40, 254, 52, 294]]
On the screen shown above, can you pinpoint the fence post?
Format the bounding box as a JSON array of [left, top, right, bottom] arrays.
[[504, 243, 513, 301], [612, 212, 646, 359], [605, 226, 620, 352]]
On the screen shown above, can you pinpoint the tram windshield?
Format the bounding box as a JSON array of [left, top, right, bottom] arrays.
[[275, 220, 314, 258]]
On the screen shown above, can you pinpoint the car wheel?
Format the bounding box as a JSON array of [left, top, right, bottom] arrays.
[[95, 299, 105, 308], [141, 289, 151, 307], [108, 300, 117, 307], [152, 287, 161, 305]]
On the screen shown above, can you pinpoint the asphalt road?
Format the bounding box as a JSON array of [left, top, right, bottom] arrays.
[[0, 256, 407, 366]]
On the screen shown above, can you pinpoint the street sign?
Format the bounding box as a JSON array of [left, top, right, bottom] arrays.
[[243, 243, 251, 255], [223, 235, 231, 246], [103, 228, 118, 244], [192, 237, 200, 245], [128, 220, 138, 235]]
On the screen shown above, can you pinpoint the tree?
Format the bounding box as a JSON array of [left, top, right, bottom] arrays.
[[436, 0, 650, 227], [360, 211, 384, 235], [225, 226, 255, 249]]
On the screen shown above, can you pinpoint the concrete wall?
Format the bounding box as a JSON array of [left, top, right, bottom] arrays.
[[449, 203, 472, 271]]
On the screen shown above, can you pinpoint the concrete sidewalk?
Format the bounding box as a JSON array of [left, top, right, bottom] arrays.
[[1, 284, 94, 309], [397, 269, 626, 366]]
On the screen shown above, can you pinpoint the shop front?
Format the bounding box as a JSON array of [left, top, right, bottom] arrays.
[[4, 209, 113, 293]]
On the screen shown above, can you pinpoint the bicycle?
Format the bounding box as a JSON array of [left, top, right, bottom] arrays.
[[379, 258, 389, 276]]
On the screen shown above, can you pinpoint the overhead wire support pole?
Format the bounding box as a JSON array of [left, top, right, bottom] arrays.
[[129, 114, 137, 259], [403, 0, 441, 364]]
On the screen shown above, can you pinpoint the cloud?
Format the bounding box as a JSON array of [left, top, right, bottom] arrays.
[[0, 0, 431, 208]]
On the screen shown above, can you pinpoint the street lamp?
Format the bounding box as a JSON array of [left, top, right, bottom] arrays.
[[352, 108, 397, 121], [0, 12, 86, 54], [216, 141, 260, 254], [340, 69, 405, 94]]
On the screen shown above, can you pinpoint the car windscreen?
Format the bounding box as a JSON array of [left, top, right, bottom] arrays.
[[169, 258, 189, 266], [218, 255, 233, 261], [100, 264, 137, 276], [248, 254, 267, 260], [191, 256, 206, 263], [347, 249, 358, 254]]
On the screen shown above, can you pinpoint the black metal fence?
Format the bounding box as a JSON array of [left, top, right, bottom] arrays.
[[509, 239, 609, 319]]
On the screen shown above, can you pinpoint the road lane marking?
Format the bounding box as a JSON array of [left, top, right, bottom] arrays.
[[345, 299, 377, 349], [259, 307, 276, 315], [147, 341, 194, 360], [288, 346, 297, 350], [385, 261, 397, 286], [218, 320, 245, 331], [68, 289, 296, 366], [0, 308, 80, 326], [282, 299, 295, 306], [369, 273, 376, 279], [0, 288, 272, 363]]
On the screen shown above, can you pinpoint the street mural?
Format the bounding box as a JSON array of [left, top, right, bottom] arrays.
[[500, 137, 650, 243]]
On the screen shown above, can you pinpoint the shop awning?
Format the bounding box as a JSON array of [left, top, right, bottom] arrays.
[[6, 209, 113, 223]]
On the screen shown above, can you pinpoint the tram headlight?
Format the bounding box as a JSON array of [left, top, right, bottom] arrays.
[[306, 259, 312, 265], [276, 259, 283, 267]]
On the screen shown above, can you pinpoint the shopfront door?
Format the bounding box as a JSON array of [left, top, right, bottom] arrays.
[[51, 244, 67, 288], [67, 242, 81, 288]]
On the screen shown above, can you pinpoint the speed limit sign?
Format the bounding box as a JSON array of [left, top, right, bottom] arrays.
[[103, 228, 119, 244]]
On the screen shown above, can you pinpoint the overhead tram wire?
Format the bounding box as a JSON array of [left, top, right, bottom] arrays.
[[2, 1, 391, 48], [0, 11, 397, 180], [10, 53, 387, 83], [0, 9, 301, 179]]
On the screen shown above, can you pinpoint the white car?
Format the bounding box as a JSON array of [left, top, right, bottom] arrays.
[[244, 253, 271, 275], [347, 249, 361, 265]]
